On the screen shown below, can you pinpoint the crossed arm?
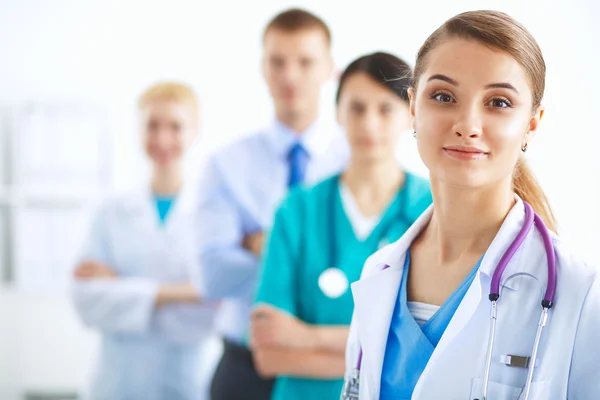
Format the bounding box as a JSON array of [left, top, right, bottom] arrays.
[[74, 261, 201, 307], [71, 261, 206, 333], [249, 303, 349, 379]]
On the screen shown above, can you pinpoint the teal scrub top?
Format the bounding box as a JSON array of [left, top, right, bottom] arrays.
[[255, 172, 432, 400]]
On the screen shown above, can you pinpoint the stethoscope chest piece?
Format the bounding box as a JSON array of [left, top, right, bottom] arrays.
[[341, 368, 360, 400], [319, 267, 349, 298]]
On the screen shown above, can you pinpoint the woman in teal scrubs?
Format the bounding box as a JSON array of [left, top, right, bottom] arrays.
[[249, 52, 433, 400]]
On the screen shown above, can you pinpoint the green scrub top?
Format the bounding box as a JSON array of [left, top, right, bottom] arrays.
[[255, 172, 432, 400]]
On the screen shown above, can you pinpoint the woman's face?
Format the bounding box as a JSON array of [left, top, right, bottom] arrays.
[[337, 72, 411, 164], [140, 101, 197, 170], [409, 38, 543, 189]]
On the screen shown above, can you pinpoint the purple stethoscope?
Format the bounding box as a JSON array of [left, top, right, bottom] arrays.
[[341, 201, 558, 400]]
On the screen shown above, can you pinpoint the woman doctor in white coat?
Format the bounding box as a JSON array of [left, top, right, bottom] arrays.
[[343, 10, 600, 400], [72, 82, 218, 400]]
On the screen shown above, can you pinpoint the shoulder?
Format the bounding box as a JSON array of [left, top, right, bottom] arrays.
[[552, 237, 598, 296], [278, 175, 338, 212], [91, 189, 146, 220], [523, 228, 599, 319], [303, 174, 339, 201], [210, 131, 269, 166], [272, 176, 339, 231], [203, 132, 273, 190], [549, 238, 600, 369]]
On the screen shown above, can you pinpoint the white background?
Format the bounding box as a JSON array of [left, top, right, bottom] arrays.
[[0, 0, 598, 398]]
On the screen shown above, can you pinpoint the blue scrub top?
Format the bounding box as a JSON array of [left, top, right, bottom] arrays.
[[380, 251, 481, 399], [256, 173, 433, 400]]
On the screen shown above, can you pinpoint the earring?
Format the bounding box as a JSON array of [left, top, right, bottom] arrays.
[[521, 143, 528, 152], [413, 131, 417, 138]]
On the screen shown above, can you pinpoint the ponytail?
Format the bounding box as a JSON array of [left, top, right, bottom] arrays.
[[513, 158, 557, 233]]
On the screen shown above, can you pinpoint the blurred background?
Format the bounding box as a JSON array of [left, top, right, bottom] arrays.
[[0, 0, 598, 399]]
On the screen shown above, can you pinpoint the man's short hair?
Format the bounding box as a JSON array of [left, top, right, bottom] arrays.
[[263, 8, 331, 46]]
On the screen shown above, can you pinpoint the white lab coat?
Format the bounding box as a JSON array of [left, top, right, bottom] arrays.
[[71, 185, 219, 400], [345, 198, 600, 399]]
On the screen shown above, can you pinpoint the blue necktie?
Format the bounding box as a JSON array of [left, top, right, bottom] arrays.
[[287, 142, 309, 187]]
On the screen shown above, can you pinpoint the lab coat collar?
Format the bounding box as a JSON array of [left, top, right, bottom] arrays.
[[265, 118, 339, 160], [118, 181, 198, 229], [351, 195, 531, 396], [376, 197, 529, 286], [352, 253, 405, 398]]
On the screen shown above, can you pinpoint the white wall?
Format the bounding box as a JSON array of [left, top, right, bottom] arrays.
[[0, 287, 99, 400], [0, 0, 599, 398]]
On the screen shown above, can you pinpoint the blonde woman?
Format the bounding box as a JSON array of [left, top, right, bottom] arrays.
[[72, 83, 218, 400]]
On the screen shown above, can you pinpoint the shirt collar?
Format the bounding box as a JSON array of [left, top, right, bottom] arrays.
[[266, 118, 338, 159]]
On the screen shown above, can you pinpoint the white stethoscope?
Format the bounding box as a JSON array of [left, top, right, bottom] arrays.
[[341, 201, 557, 400]]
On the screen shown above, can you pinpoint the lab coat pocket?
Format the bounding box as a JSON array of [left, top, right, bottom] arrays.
[[469, 377, 549, 400]]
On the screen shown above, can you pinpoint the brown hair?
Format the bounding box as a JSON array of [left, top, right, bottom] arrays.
[[413, 10, 557, 232], [138, 82, 199, 120], [336, 52, 412, 105], [263, 8, 331, 47]]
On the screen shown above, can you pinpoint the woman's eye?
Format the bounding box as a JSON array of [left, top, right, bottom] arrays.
[[433, 93, 454, 103], [489, 97, 512, 109]]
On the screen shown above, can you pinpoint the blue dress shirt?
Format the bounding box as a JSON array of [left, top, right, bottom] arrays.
[[197, 119, 348, 341]]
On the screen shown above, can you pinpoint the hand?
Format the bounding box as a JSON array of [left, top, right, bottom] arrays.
[[242, 231, 264, 257], [250, 303, 314, 351], [252, 348, 278, 379], [74, 261, 118, 280]]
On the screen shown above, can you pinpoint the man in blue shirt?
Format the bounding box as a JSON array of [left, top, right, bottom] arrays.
[[197, 8, 348, 400]]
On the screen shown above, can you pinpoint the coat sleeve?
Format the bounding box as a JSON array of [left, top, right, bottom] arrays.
[[72, 279, 160, 333], [196, 155, 259, 301], [343, 252, 383, 399], [567, 275, 600, 398], [70, 200, 159, 333]]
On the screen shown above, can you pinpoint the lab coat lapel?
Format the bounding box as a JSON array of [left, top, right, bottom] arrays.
[[353, 263, 404, 396], [163, 182, 198, 234], [122, 183, 196, 238], [157, 183, 201, 276], [413, 269, 485, 398], [120, 187, 155, 229], [111, 188, 159, 273], [413, 198, 529, 397], [134, 184, 198, 277], [352, 206, 433, 396]]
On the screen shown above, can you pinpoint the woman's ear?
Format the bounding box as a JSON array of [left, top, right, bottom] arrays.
[[526, 104, 545, 144], [407, 87, 416, 132]]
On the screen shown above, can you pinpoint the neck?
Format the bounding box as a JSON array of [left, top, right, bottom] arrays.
[[423, 176, 515, 263], [342, 156, 404, 216], [151, 166, 183, 196], [275, 105, 319, 134]]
